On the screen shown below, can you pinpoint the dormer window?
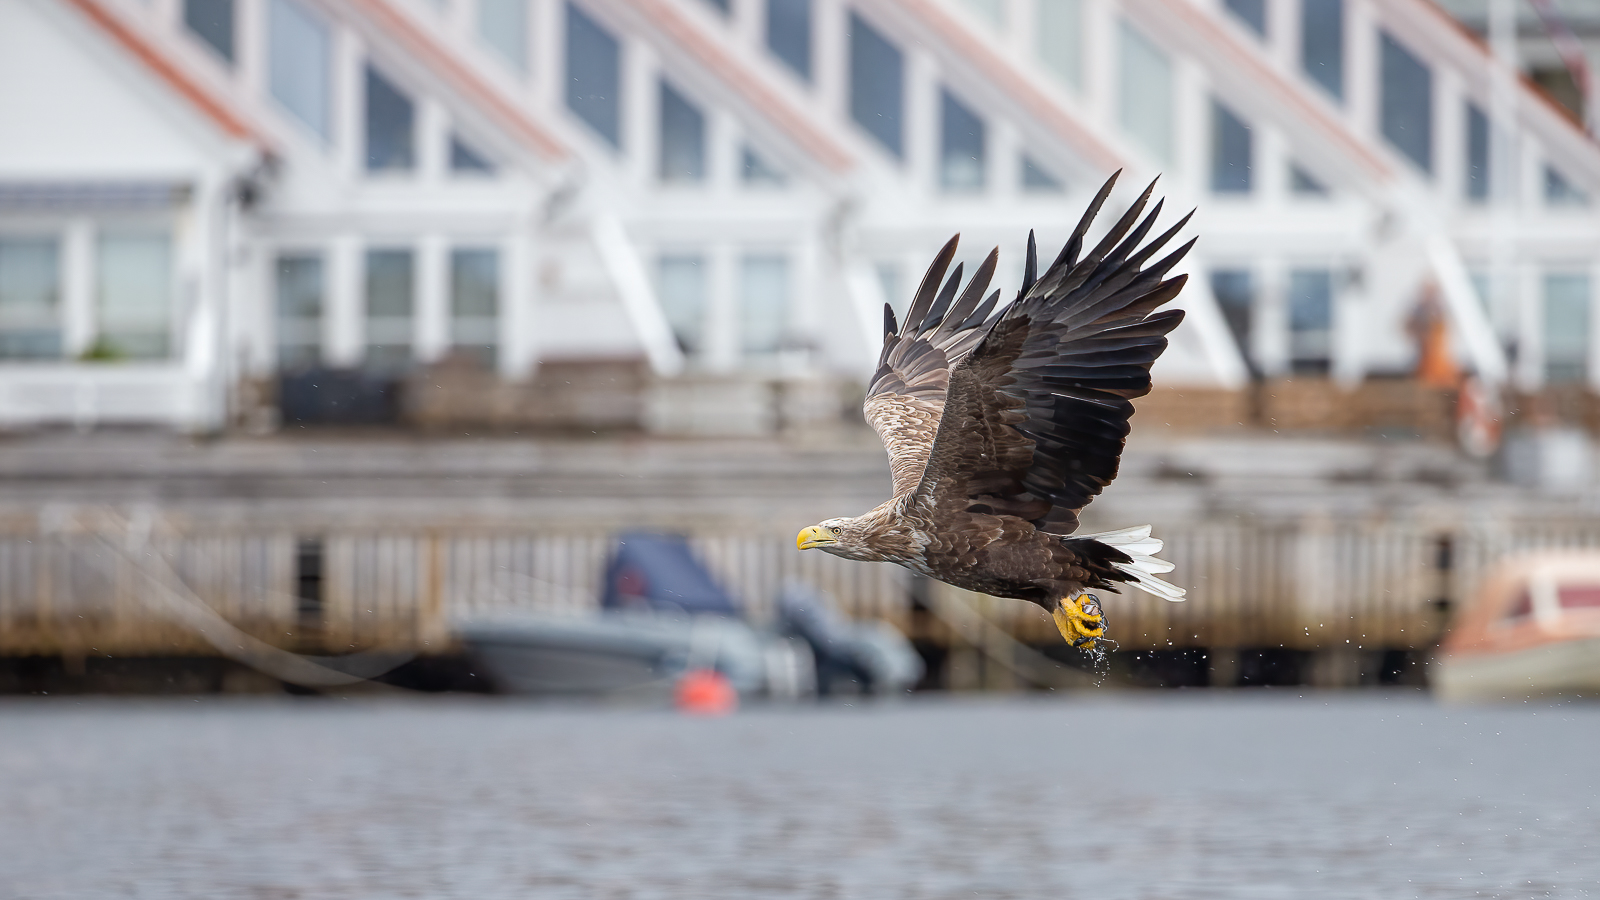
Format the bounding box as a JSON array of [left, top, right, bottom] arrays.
[[365, 66, 416, 173], [184, 0, 235, 64]]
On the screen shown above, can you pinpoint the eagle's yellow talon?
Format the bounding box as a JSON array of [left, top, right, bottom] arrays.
[[1052, 593, 1106, 649]]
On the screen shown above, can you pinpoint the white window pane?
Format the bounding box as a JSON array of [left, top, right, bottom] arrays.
[[1118, 21, 1172, 163], [478, 0, 528, 70], [1379, 30, 1431, 174], [184, 0, 235, 63], [767, 0, 812, 81], [1037, 0, 1082, 89], [1224, 0, 1265, 36], [1211, 99, 1252, 193], [658, 255, 707, 355], [0, 237, 62, 360], [269, 0, 330, 139], [451, 248, 499, 368], [1301, 0, 1343, 101], [366, 249, 413, 371], [1288, 268, 1332, 375], [365, 66, 415, 172], [741, 145, 786, 187], [961, 0, 1003, 26], [276, 253, 323, 371], [659, 81, 706, 183], [849, 13, 904, 157], [1545, 273, 1589, 383], [741, 255, 789, 356], [98, 233, 172, 359], [940, 88, 985, 192], [566, 3, 621, 147]]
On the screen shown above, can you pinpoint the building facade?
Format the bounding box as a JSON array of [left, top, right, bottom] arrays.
[[2, 0, 1599, 433]]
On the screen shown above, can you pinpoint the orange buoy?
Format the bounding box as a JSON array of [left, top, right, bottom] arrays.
[[675, 668, 737, 716]]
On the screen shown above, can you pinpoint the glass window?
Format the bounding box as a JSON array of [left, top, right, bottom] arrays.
[[450, 135, 495, 175], [742, 146, 786, 187], [0, 237, 62, 360], [184, 0, 235, 64], [1022, 154, 1064, 192], [365, 249, 414, 371], [1290, 163, 1328, 196], [97, 234, 172, 360], [849, 12, 904, 158], [940, 88, 986, 192], [741, 255, 790, 358], [1544, 272, 1590, 383], [1211, 99, 1252, 194], [1119, 21, 1173, 163], [700, 0, 730, 13], [659, 81, 706, 184], [657, 255, 707, 356], [566, 3, 621, 147], [767, 0, 812, 81], [1301, 0, 1343, 101], [365, 66, 415, 173], [876, 262, 905, 319], [451, 248, 499, 369], [1037, 0, 1082, 90], [269, 0, 331, 139], [276, 254, 323, 372], [1380, 31, 1432, 174], [1288, 268, 1333, 375], [1211, 269, 1255, 373], [1466, 102, 1490, 202], [478, 0, 528, 71], [1546, 166, 1588, 207], [1223, 0, 1265, 37]]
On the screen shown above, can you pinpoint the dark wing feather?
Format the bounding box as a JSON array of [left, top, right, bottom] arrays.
[[913, 172, 1191, 534], [865, 237, 1005, 496]]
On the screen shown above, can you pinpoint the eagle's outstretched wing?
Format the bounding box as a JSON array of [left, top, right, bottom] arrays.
[[863, 236, 1003, 496], [913, 172, 1193, 534]]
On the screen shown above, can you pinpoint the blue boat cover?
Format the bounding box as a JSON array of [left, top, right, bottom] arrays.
[[601, 532, 741, 616]]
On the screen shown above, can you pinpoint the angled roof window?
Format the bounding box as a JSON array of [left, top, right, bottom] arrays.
[[659, 81, 707, 184], [1289, 163, 1329, 197], [849, 12, 904, 158], [1466, 102, 1490, 202], [1021, 154, 1064, 193], [767, 0, 813, 81], [1546, 166, 1589, 207], [1379, 30, 1432, 174], [1223, 0, 1265, 37], [184, 0, 235, 64], [742, 145, 787, 187], [269, 0, 331, 140], [450, 135, 496, 175], [566, 3, 622, 147], [479, 0, 528, 71], [1301, 0, 1343, 102], [365, 66, 416, 173], [1036, 0, 1082, 89], [939, 88, 985, 192], [1118, 21, 1172, 163], [1210, 99, 1252, 194]]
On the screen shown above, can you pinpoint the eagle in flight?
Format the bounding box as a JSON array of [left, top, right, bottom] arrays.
[[797, 173, 1189, 649]]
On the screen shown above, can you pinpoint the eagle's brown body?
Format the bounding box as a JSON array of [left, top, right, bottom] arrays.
[[798, 173, 1190, 646]]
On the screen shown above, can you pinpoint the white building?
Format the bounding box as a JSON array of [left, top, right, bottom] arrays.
[[2, 0, 1599, 432]]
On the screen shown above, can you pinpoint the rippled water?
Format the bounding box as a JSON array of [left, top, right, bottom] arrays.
[[1, 693, 1595, 899]]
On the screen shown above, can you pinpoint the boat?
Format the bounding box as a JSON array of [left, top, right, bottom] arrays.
[[1434, 550, 1600, 701], [457, 532, 814, 699]]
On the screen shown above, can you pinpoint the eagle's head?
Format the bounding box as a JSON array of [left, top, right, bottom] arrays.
[[796, 517, 880, 561]]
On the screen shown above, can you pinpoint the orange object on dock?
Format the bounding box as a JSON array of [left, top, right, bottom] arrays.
[[675, 669, 737, 715]]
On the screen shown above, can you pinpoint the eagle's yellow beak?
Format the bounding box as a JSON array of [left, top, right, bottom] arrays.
[[797, 525, 837, 550]]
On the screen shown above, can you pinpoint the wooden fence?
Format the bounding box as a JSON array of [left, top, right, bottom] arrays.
[[1, 515, 1597, 657]]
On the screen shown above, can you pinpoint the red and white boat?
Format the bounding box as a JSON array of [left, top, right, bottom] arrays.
[[1435, 551, 1600, 701]]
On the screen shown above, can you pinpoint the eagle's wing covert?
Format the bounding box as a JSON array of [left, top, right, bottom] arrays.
[[913, 173, 1193, 533], [865, 235, 1003, 496]]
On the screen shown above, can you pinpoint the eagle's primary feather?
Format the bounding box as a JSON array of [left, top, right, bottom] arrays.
[[798, 171, 1190, 648]]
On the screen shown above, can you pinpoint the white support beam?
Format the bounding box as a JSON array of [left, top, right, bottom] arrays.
[[591, 214, 685, 376]]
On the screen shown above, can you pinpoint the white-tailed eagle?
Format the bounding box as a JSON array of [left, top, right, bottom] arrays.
[[797, 173, 1189, 649]]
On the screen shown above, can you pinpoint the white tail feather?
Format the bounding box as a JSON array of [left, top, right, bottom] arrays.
[[1079, 525, 1187, 602]]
